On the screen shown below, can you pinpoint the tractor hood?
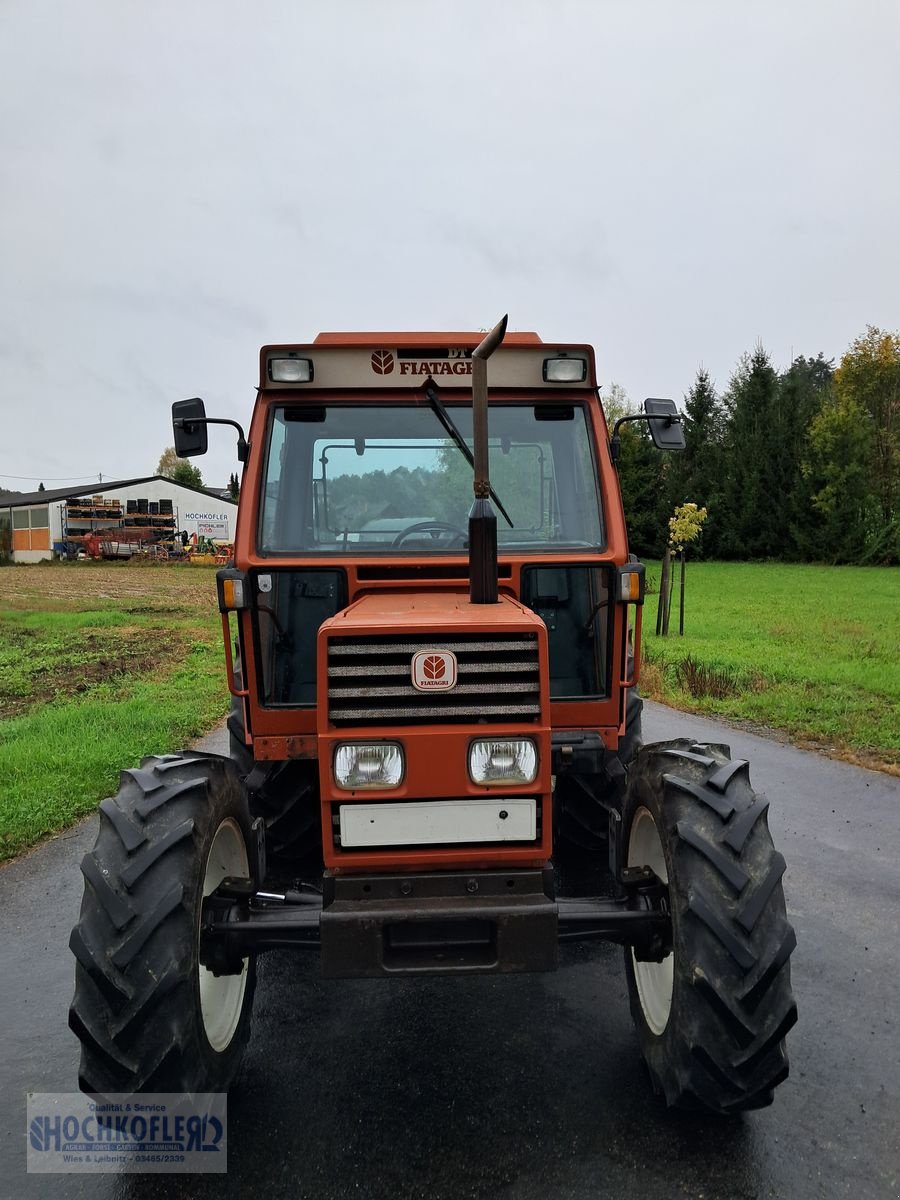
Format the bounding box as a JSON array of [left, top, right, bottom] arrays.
[[320, 590, 545, 637]]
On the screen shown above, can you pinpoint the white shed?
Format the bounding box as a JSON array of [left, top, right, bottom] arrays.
[[0, 476, 238, 563]]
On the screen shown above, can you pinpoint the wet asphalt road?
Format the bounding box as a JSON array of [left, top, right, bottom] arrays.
[[2, 703, 898, 1200]]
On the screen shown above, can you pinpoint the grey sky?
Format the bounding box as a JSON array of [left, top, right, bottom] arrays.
[[1, 0, 898, 490]]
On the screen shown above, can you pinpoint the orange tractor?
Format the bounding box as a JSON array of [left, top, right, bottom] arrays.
[[70, 318, 796, 1112]]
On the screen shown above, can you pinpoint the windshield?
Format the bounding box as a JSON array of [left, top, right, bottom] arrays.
[[259, 402, 604, 554]]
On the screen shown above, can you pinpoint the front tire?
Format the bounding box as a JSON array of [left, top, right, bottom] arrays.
[[623, 740, 797, 1113], [69, 752, 256, 1094]]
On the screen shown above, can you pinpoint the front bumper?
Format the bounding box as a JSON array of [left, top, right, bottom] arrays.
[[320, 868, 558, 978], [200, 866, 670, 980]]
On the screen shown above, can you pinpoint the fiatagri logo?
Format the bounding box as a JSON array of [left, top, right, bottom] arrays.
[[371, 349, 473, 378], [411, 650, 458, 691]]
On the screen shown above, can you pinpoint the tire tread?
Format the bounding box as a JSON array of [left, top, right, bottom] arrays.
[[624, 739, 796, 1115], [69, 753, 255, 1096]]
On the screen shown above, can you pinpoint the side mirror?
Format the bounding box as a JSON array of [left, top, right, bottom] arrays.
[[644, 398, 685, 451], [172, 397, 208, 458]]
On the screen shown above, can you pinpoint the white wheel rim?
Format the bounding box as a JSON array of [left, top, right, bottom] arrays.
[[199, 818, 249, 1053], [628, 806, 673, 1036]]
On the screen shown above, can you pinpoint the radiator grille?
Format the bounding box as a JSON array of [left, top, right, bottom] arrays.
[[327, 633, 541, 725]]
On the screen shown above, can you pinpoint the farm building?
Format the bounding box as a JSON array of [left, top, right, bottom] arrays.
[[0, 476, 237, 563]]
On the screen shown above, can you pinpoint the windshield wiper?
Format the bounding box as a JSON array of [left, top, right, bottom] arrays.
[[423, 385, 514, 528]]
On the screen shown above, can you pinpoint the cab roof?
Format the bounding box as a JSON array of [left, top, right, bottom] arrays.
[[260, 332, 597, 391]]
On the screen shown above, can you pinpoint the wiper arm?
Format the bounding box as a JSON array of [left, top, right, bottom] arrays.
[[424, 385, 514, 528]]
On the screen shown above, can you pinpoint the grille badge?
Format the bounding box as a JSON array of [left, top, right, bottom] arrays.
[[411, 650, 458, 692]]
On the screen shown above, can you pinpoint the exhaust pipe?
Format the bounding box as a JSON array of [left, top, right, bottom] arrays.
[[469, 314, 507, 604]]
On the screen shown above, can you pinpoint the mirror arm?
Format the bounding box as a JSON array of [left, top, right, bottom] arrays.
[[174, 416, 249, 463], [610, 413, 671, 463], [610, 412, 682, 464]]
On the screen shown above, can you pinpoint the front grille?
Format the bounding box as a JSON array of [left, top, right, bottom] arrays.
[[327, 633, 541, 725]]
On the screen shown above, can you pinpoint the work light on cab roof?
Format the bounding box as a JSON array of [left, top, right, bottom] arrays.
[[268, 353, 314, 384]]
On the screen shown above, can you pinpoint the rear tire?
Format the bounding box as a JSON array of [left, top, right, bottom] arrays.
[[623, 740, 797, 1113], [69, 752, 256, 1094]]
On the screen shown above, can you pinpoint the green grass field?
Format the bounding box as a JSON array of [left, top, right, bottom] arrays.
[[640, 561, 899, 772], [0, 563, 229, 861]]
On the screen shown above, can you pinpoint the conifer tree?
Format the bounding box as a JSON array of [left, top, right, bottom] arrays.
[[719, 346, 780, 558], [603, 383, 668, 557], [667, 368, 724, 556]]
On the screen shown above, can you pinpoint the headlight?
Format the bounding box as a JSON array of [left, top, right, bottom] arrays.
[[468, 739, 538, 787], [334, 742, 404, 790]]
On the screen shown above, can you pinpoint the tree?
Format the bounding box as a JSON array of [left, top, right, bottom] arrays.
[[666, 368, 725, 556], [171, 460, 205, 489], [38, 481, 45, 492], [833, 326, 899, 539], [601, 381, 632, 428], [228, 472, 240, 501], [668, 502, 709, 554], [719, 346, 781, 558], [802, 394, 877, 563], [603, 383, 669, 558], [157, 447, 179, 477], [658, 502, 708, 635], [157, 446, 204, 490], [780, 354, 835, 559]]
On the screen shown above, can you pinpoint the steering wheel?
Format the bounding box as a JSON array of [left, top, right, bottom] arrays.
[[391, 521, 469, 549]]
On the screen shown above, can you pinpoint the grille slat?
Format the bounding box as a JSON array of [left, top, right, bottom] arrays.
[[331, 702, 540, 722], [327, 632, 541, 726], [329, 680, 538, 699], [328, 638, 538, 656], [328, 659, 538, 678]]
